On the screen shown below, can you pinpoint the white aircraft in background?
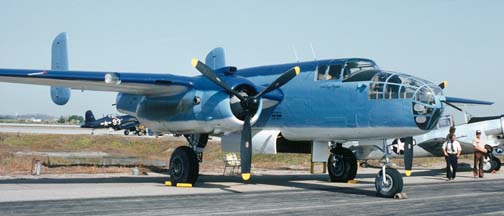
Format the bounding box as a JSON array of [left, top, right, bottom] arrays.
[[350, 115, 503, 172]]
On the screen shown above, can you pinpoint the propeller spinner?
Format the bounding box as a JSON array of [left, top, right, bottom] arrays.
[[192, 58, 300, 181]]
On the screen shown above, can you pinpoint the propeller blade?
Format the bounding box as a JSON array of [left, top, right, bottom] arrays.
[[443, 101, 463, 112], [192, 58, 245, 101], [255, 66, 300, 98], [240, 112, 253, 181], [438, 81, 448, 89], [403, 137, 414, 177]]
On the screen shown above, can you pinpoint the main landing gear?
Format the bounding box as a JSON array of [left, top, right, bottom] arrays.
[[168, 134, 208, 185], [328, 142, 357, 182], [374, 139, 403, 198]]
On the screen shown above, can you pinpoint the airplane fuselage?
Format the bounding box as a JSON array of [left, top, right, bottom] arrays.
[[117, 58, 445, 142]]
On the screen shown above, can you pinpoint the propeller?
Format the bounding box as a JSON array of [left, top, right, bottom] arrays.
[[192, 58, 300, 181], [443, 101, 463, 112], [438, 81, 464, 112]]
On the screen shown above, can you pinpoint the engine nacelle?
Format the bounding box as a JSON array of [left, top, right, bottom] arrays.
[[133, 88, 262, 135], [50, 86, 71, 105], [221, 130, 312, 154]]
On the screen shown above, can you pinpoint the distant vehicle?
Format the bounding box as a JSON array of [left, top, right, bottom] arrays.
[[351, 115, 503, 173], [80, 110, 145, 136]]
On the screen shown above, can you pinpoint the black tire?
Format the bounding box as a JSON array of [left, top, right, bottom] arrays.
[[124, 130, 129, 135], [375, 168, 403, 198], [137, 131, 143, 136], [169, 146, 199, 184], [492, 157, 501, 171], [328, 148, 357, 182]]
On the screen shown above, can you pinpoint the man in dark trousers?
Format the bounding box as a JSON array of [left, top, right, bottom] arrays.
[[472, 130, 487, 178], [442, 133, 462, 181]]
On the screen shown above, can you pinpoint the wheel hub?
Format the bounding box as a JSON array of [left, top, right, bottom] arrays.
[[378, 174, 394, 192], [171, 157, 184, 178], [330, 154, 345, 176]]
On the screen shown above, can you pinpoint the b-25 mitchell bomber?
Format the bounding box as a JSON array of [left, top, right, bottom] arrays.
[[0, 33, 493, 197]]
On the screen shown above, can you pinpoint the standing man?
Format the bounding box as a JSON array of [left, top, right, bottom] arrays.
[[446, 126, 456, 141], [472, 130, 487, 178], [442, 133, 462, 181]]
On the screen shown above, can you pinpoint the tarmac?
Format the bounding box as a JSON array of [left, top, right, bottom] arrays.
[[0, 168, 503, 215], [0, 123, 122, 135]]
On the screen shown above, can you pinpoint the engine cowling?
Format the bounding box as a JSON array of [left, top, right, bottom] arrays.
[[133, 81, 263, 135]]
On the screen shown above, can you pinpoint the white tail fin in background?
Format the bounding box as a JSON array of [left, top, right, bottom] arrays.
[[50, 32, 71, 105]]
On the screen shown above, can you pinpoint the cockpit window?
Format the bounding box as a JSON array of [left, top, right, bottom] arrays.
[[316, 65, 328, 80], [316, 64, 342, 81], [328, 65, 342, 80], [342, 60, 378, 79]]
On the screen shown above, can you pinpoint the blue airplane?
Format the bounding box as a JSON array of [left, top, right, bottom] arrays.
[[80, 110, 143, 136], [0, 33, 493, 197]]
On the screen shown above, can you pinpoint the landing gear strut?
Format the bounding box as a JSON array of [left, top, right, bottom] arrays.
[[168, 134, 209, 184], [327, 142, 357, 182], [375, 139, 403, 198]]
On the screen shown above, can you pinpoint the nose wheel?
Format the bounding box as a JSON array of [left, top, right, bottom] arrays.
[[375, 167, 403, 198], [374, 139, 404, 198]]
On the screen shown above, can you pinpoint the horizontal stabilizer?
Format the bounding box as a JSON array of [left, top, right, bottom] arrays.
[[445, 96, 493, 106]]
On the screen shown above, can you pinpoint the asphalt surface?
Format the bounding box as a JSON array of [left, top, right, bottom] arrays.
[[1, 169, 503, 216]]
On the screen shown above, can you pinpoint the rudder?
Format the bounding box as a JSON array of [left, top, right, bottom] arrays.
[[85, 110, 96, 123], [50, 32, 71, 105]]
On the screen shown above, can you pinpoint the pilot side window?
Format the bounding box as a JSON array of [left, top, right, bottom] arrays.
[[316, 65, 328, 80], [316, 65, 342, 81]]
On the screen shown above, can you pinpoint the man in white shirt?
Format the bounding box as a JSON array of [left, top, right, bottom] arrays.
[[442, 133, 462, 181], [472, 130, 487, 178]]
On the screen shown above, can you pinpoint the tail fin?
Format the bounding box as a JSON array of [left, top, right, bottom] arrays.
[[205, 47, 226, 70], [50, 32, 71, 105], [85, 110, 96, 123]]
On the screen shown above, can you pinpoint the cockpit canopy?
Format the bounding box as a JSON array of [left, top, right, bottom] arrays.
[[344, 69, 443, 104]]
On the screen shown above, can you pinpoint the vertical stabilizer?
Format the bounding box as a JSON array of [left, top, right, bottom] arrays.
[[50, 32, 71, 105], [205, 47, 226, 70], [52, 32, 69, 70], [85, 110, 96, 123]]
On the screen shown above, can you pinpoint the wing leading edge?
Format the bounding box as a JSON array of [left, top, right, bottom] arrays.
[[0, 68, 194, 96]]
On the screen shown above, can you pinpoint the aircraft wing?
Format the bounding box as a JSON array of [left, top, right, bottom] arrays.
[[0, 69, 194, 96]]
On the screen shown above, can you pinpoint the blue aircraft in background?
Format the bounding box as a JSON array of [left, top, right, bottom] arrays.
[[80, 110, 144, 136], [0, 33, 493, 197]]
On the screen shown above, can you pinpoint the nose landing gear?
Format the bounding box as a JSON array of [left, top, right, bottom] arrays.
[[375, 139, 404, 198]]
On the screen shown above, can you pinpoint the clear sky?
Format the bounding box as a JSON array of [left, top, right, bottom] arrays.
[[0, 0, 503, 123]]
